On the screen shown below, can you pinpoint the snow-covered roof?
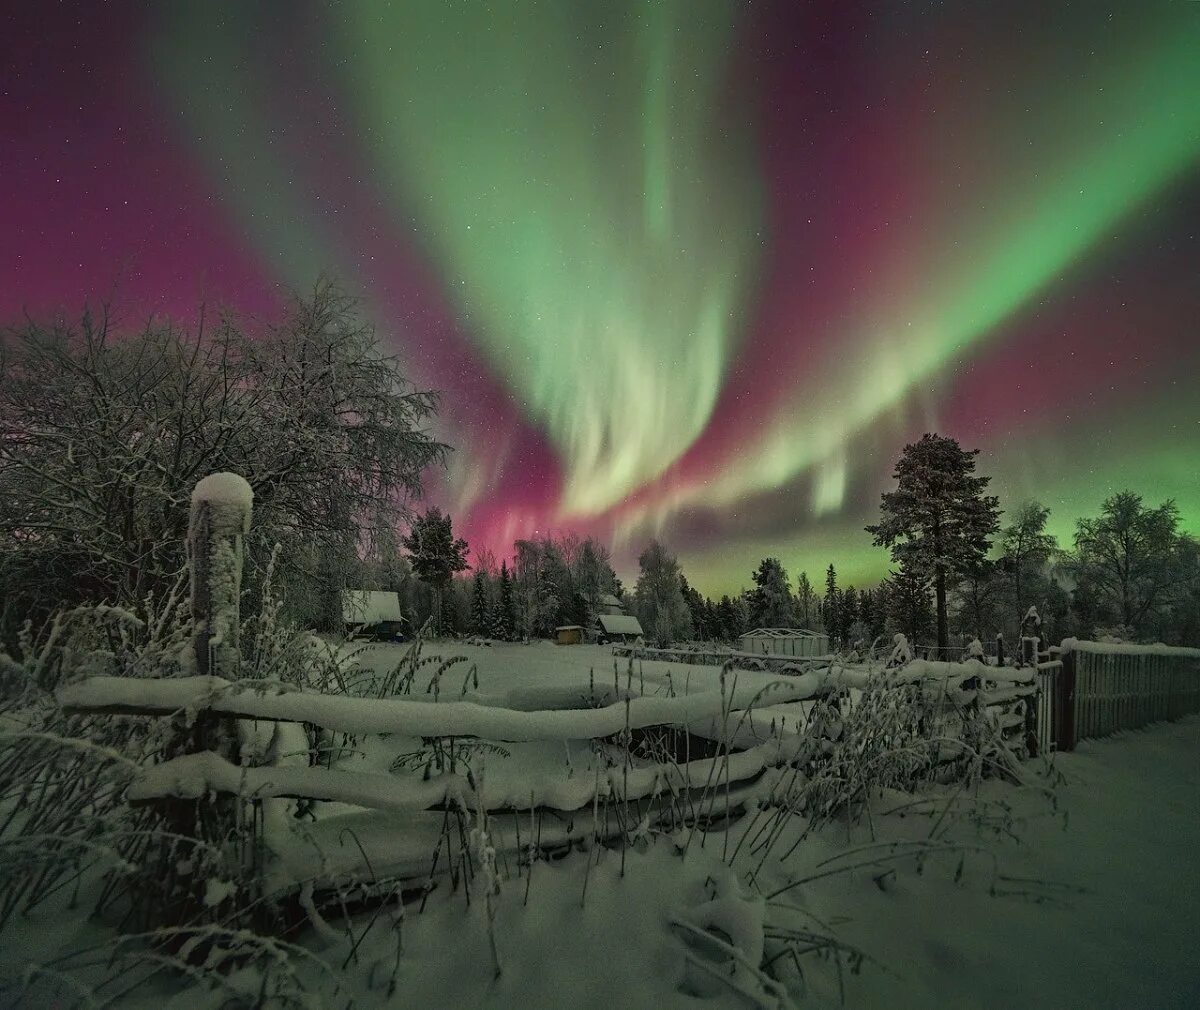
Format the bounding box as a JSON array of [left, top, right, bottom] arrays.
[[739, 628, 824, 640], [342, 590, 404, 625], [555, 625, 584, 632], [598, 614, 644, 635], [599, 594, 623, 608]]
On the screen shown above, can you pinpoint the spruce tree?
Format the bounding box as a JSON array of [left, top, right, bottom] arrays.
[[471, 569, 489, 634], [794, 571, 816, 628], [823, 564, 839, 644], [867, 434, 1000, 654], [494, 561, 517, 641]]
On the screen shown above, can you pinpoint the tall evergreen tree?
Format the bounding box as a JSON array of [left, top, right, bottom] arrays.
[[886, 562, 935, 646], [492, 561, 517, 641], [471, 569, 489, 634], [794, 571, 817, 628], [823, 564, 839, 644], [401, 507, 469, 637], [867, 434, 1000, 654], [841, 586, 859, 643], [679, 574, 709, 640], [715, 595, 740, 641], [749, 558, 793, 628]]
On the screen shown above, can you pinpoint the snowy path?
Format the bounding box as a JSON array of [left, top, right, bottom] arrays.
[[821, 715, 1200, 1009]]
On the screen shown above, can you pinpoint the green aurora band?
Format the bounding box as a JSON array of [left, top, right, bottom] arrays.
[[141, 2, 1199, 594], [335, 1, 762, 517]]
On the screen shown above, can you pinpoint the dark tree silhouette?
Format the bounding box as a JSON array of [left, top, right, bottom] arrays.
[[749, 558, 793, 628], [401, 507, 468, 636], [867, 434, 1000, 654]]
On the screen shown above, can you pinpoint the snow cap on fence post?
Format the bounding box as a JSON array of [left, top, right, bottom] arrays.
[[189, 473, 253, 679]]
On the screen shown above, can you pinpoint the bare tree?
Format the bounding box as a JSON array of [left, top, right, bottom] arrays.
[[0, 281, 447, 630]]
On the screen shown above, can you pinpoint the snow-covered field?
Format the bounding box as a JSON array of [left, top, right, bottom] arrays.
[[4, 640, 1197, 1008], [328, 642, 1200, 1008]]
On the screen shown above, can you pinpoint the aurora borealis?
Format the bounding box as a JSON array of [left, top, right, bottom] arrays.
[[4, 2, 1198, 595]]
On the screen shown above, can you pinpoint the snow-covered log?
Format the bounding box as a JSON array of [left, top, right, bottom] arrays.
[[125, 733, 803, 815], [60, 669, 881, 742]]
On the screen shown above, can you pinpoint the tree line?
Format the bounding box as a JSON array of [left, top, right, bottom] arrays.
[[3, 290, 1196, 650]]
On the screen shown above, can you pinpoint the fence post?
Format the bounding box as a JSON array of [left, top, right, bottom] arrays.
[[1024, 684, 1040, 759], [189, 473, 253, 680], [1058, 649, 1078, 751]]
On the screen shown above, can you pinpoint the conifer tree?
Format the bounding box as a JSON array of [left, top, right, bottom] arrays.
[[492, 561, 517, 641], [867, 434, 1000, 654], [823, 564, 839, 644], [749, 557, 793, 628], [402, 507, 469, 637], [471, 568, 489, 634]]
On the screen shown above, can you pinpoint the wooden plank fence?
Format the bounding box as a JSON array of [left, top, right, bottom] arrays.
[[1054, 639, 1200, 751]]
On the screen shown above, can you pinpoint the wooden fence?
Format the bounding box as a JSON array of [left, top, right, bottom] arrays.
[[611, 644, 833, 674], [1053, 639, 1200, 751], [46, 473, 1045, 906]]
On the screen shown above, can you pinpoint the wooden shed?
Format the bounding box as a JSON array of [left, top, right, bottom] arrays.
[[342, 590, 406, 640], [555, 625, 584, 645], [738, 628, 829, 658], [596, 614, 645, 644]]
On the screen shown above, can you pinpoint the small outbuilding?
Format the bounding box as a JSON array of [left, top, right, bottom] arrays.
[[596, 613, 645, 644], [738, 628, 829, 658], [342, 590, 405, 640], [555, 625, 584, 645]]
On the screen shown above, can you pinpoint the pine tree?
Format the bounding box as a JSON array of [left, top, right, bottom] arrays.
[[402, 507, 470, 637], [867, 434, 1000, 655], [749, 558, 793, 628]]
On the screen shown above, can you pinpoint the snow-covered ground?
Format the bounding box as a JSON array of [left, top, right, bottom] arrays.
[[810, 715, 1200, 1008], [5, 641, 1197, 1008], [298, 643, 1200, 1007]]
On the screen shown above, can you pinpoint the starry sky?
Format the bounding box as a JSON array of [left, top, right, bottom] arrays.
[[3, 1, 1198, 595]]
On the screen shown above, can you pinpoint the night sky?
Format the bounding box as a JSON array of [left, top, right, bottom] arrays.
[[3, 1, 1198, 595]]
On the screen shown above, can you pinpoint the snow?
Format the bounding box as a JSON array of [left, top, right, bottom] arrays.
[[13, 632, 1200, 1008], [341, 590, 403, 626], [1060, 637, 1200, 658], [189, 472, 253, 514], [126, 734, 802, 817], [58, 668, 860, 742]]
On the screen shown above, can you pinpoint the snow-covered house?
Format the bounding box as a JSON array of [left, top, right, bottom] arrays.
[[342, 590, 405, 640], [595, 614, 644, 644], [598, 593, 627, 616], [738, 628, 829, 658]]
